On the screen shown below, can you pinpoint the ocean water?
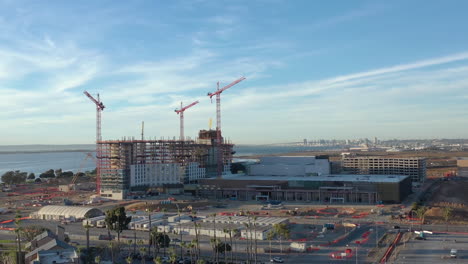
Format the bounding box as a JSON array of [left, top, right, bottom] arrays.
[[0, 144, 338, 176]]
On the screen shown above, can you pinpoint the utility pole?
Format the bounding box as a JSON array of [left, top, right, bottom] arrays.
[[146, 203, 152, 257]]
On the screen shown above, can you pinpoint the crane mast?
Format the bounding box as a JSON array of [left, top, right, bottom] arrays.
[[84, 91, 105, 195], [208, 77, 246, 178], [175, 100, 199, 141]]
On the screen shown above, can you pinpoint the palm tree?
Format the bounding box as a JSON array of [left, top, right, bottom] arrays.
[[223, 228, 229, 264], [109, 242, 115, 264], [154, 256, 163, 264], [415, 206, 427, 229], [84, 222, 91, 257], [211, 213, 218, 263], [127, 239, 133, 255], [253, 216, 258, 264], [141, 248, 148, 264], [14, 211, 23, 264], [138, 239, 146, 262], [151, 227, 163, 256], [243, 223, 251, 263], [228, 216, 234, 263], [232, 228, 239, 263], [133, 211, 138, 256], [162, 208, 168, 257], [273, 223, 290, 253], [192, 210, 201, 259], [267, 230, 275, 261], [443, 207, 453, 231], [169, 247, 177, 264], [188, 241, 196, 263], [181, 241, 187, 262]]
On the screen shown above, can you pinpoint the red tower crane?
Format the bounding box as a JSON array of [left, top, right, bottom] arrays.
[[175, 100, 199, 141], [208, 76, 246, 178], [84, 91, 105, 195]]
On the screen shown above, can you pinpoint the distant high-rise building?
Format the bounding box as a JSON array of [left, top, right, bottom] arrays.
[[374, 137, 378, 145], [303, 139, 308, 146]]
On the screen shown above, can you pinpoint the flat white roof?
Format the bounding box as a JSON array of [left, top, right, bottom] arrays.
[[221, 174, 409, 183]]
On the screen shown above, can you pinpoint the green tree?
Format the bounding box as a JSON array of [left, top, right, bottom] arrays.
[[213, 240, 231, 255], [105, 206, 131, 242], [2, 171, 27, 184], [126, 256, 133, 264], [55, 169, 63, 178], [39, 169, 55, 179], [60, 171, 74, 178], [19, 225, 50, 242], [415, 206, 428, 228], [152, 232, 171, 252], [27, 173, 35, 180], [273, 223, 290, 253], [443, 207, 453, 231], [94, 255, 101, 264]]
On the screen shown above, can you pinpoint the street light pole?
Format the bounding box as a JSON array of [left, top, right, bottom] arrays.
[[175, 203, 183, 258], [146, 202, 152, 257], [356, 245, 358, 264]]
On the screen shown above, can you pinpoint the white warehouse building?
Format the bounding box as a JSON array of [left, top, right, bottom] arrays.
[[248, 156, 330, 177]]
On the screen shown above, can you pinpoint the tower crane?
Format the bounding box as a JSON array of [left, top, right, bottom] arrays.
[[207, 76, 246, 178], [175, 100, 199, 140], [84, 91, 105, 195]]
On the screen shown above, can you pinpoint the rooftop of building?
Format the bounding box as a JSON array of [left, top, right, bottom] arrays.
[[342, 156, 426, 160], [217, 173, 409, 183]]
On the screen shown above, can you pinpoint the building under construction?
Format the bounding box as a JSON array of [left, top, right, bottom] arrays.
[[98, 130, 234, 199]]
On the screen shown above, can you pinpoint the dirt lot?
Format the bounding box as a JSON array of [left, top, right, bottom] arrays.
[[423, 180, 468, 224]]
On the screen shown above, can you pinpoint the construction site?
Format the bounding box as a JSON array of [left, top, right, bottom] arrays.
[[98, 131, 234, 199], [83, 77, 246, 200]]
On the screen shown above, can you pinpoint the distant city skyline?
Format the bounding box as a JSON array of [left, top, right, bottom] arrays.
[[2, 1, 468, 145]]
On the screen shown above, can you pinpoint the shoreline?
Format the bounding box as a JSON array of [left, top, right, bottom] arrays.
[[0, 149, 95, 155]]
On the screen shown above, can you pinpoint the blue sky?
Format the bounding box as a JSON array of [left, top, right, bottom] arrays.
[[2, 0, 468, 145]]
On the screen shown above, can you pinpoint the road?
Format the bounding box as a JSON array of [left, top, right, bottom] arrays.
[[394, 233, 468, 264]]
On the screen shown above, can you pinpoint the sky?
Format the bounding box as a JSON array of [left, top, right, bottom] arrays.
[[2, 0, 468, 145]]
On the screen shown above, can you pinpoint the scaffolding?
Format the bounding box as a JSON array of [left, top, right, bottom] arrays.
[[97, 130, 234, 195]]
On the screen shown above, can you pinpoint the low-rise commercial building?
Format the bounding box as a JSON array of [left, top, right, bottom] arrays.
[[199, 174, 411, 204]]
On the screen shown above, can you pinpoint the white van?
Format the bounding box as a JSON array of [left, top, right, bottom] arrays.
[[450, 249, 457, 258]]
